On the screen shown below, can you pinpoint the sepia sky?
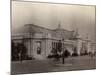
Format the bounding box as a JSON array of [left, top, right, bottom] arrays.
[[12, 1, 96, 42]]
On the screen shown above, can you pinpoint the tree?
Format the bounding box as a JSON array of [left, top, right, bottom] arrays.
[[11, 41, 27, 61], [11, 40, 19, 61], [17, 42, 27, 60], [11, 40, 15, 60]]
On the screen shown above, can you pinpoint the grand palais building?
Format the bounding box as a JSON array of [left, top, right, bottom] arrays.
[[12, 24, 95, 59]]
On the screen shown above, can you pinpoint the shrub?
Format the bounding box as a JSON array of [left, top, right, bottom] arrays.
[[63, 50, 71, 57], [72, 52, 78, 56]]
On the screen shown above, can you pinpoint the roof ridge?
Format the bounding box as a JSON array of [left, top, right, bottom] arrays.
[[24, 24, 54, 31]]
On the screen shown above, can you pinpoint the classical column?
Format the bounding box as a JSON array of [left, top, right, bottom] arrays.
[[76, 39, 82, 55], [45, 33, 52, 57]]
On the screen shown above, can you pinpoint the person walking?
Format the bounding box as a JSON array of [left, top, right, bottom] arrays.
[[18, 51, 22, 62]]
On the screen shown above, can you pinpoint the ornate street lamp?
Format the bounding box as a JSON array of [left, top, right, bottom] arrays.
[[57, 22, 65, 64]]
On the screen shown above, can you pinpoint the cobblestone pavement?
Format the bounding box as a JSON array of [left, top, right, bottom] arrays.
[[11, 56, 96, 75]]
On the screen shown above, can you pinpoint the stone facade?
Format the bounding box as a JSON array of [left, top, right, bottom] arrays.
[[12, 24, 94, 59]]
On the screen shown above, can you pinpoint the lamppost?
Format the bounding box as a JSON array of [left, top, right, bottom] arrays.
[[58, 38, 65, 64], [29, 31, 32, 58], [57, 22, 65, 64], [29, 25, 32, 58], [61, 38, 65, 64]]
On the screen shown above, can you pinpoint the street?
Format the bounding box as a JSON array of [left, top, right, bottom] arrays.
[[11, 56, 96, 75]]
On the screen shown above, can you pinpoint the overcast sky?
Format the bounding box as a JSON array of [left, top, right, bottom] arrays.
[[12, 1, 96, 42]]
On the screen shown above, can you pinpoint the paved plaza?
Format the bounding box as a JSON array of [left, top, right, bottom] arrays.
[[11, 56, 96, 75]]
